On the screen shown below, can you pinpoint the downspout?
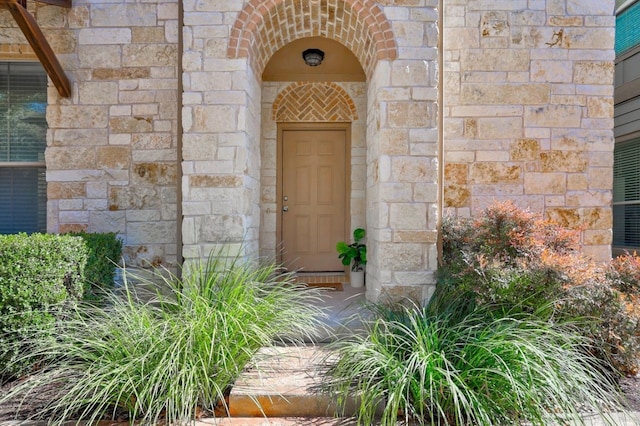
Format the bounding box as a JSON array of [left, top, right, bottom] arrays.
[[437, 0, 444, 266], [176, 0, 184, 275]]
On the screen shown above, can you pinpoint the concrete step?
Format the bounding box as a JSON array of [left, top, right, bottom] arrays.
[[227, 345, 356, 419]]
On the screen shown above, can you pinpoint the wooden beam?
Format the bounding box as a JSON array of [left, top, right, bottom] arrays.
[[2, 0, 71, 97], [33, 0, 72, 8]]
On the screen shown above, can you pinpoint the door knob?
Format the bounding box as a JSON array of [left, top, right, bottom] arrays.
[[283, 206, 289, 212]]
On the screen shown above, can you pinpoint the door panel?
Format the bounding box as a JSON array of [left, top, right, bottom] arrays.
[[282, 129, 346, 272]]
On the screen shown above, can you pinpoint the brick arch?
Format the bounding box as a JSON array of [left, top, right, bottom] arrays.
[[272, 82, 358, 122], [228, 0, 397, 79]]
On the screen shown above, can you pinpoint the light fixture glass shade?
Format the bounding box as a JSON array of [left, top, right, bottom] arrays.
[[302, 48, 325, 66]]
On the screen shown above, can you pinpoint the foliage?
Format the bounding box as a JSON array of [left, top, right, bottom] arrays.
[[1, 252, 327, 424], [440, 201, 640, 375], [323, 291, 624, 426], [67, 231, 123, 300], [336, 228, 367, 271], [0, 233, 87, 380]]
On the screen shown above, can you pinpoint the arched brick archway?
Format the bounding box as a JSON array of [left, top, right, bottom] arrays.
[[227, 0, 397, 78], [272, 82, 358, 122]]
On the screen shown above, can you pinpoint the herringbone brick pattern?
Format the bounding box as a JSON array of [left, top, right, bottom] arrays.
[[272, 82, 357, 122], [228, 0, 397, 78]]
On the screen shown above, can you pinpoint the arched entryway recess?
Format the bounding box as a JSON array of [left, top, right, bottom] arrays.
[[180, 0, 439, 303]]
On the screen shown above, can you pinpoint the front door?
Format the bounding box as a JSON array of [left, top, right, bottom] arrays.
[[281, 128, 346, 272]]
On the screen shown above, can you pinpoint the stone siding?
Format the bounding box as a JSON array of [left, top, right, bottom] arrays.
[[443, 0, 616, 262], [0, 0, 180, 268]]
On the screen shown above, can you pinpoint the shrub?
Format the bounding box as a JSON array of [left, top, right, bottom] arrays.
[[440, 201, 640, 375], [67, 232, 123, 300], [1, 252, 326, 424], [323, 292, 625, 426], [0, 233, 87, 380]]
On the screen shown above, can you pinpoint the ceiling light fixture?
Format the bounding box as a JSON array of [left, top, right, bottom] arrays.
[[302, 48, 325, 66]]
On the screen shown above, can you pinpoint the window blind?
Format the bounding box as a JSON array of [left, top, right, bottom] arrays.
[[0, 62, 47, 234], [616, 1, 640, 56], [614, 138, 640, 247]]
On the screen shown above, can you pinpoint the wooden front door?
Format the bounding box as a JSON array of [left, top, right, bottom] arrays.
[[281, 128, 347, 272]]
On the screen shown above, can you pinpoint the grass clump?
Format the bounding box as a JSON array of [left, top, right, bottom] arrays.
[[2, 253, 326, 424], [324, 290, 625, 426]]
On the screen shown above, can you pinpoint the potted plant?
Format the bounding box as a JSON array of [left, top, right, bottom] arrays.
[[336, 228, 367, 288]]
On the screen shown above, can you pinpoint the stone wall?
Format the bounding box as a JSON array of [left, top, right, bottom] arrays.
[[443, 0, 616, 262], [0, 0, 180, 268]]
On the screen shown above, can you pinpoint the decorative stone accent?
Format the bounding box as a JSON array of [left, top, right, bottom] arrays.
[[272, 82, 357, 122]]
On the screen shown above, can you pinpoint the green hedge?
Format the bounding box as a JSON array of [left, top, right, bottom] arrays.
[[68, 232, 122, 299], [0, 233, 88, 380]]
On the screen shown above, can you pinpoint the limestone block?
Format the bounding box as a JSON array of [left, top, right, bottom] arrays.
[[540, 151, 587, 172], [444, 27, 480, 50], [567, 174, 588, 190], [461, 49, 529, 71], [524, 105, 582, 128], [391, 60, 431, 86], [192, 105, 237, 132], [91, 4, 158, 27], [190, 174, 243, 188], [392, 20, 425, 47], [583, 229, 612, 246], [574, 61, 614, 85], [198, 215, 244, 242], [444, 184, 471, 207], [59, 210, 89, 224], [477, 151, 510, 162], [469, 162, 521, 184], [92, 67, 150, 80], [389, 203, 427, 230], [378, 243, 424, 270], [546, 207, 611, 230], [524, 173, 566, 194], [97, 146, 130, 169], [46, 29, 76, 54], [89, 211, 126, 234], [510, 138, 541, 161], [110, 117, 153, 133], [48, 182, 86, 199], [387, 102, 434, 128], [588, 167, 613, 190], [46, 147, 96, 170], [190, 72, 232, 91], [109, 187, 160, 211], [79, 28, 131, 45], [393, 231, 438, 244], [59, 199, 83, 210], [566, 190, 611, 207], [413, 183, 438, 202], [477, 117, 522, 139], [391, 156, 437, 183], [78, 82, 118, 105], [531, 60, 573, 83], [460, 84, 549, 105], [587, 97, 613, 118], [132, 133, 173, 150], [127, 222, 176, 245], [52, 129, 108, 146], [132, 163, 177, 186], [48, 105, 108, 129], [123, 45, 177, 67], [567, 0, 615, 16], [78, 45, 122, 68], [444, 163, 467, 184]]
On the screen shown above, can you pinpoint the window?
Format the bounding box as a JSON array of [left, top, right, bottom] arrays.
[[0, 62, 48, 234], [613, 139, 640, 247]]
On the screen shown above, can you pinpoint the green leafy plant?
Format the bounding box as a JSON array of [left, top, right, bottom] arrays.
[[67, 231, 123, 301], [323, 291, 625, 426], [0, 233, 87, 380], [336, 228, 367, 272], [1, 252, 327, 424]]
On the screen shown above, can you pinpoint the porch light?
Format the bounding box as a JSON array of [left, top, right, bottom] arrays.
[[302, 48, 325, 66]]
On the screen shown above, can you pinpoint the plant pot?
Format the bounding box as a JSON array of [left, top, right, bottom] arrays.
[[350, 270, 365, 288]]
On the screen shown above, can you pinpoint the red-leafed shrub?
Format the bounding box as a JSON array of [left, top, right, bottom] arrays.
[[440, 201, 640, 375]]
